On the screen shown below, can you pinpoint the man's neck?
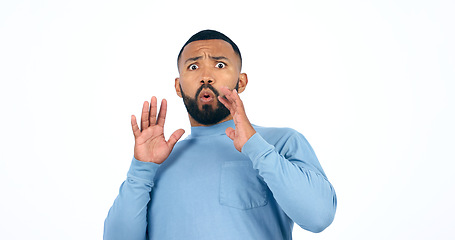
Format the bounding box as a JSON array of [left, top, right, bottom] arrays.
[[188, 114, 233, 127]]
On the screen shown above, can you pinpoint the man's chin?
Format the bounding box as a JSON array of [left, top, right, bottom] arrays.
[[182, 94, 230, 125], [191, 108, 230, 126], [199, 101, 218, 111]]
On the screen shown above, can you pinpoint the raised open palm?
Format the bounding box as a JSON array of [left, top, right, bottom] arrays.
[[131, 97, 185, 164]]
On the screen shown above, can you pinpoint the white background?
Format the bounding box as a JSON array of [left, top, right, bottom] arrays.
[[1, 0, 454, 239]]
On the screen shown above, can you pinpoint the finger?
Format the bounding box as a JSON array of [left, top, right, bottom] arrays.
[[231, 89, 246, 113], [219, 87, 237, 111], [222, 88, 238, 109], [220, 86, 234, 102], [156, 99, 167, 127], [167, 129, 185, 150], [218, 95, 234, 113], [140, 101, 150, 131], [149, 96, 158, 126], [131, 115, 140, 138], [232, 89, 241, 101], [225, 127, 235, 140], [223, 89, 246, 116], [219, 86, 231, 94], [229, 89, 242, 105]]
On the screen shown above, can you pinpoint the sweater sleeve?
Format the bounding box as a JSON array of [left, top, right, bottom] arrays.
[[103, 157, 160, 240], [241, 132, 337, 233]]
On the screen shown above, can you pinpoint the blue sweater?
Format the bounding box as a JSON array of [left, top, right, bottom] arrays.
[[104, 120, 337, 240]]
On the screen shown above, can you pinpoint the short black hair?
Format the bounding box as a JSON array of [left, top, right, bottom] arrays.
[[177, 29, 242, 69]]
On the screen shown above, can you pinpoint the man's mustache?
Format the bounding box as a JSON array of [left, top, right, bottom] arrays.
[[195, 84, 220, 99]]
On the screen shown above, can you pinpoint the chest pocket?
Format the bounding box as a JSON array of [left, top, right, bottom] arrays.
[[219, 161, 268, 210]]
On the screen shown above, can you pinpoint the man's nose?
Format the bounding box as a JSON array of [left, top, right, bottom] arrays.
[[200, 69, 215, 85], [200, 79, 214, 85]]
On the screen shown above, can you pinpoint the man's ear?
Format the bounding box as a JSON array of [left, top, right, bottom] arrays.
[[237, 73, 248, 94], [175, 78, 182, 98]]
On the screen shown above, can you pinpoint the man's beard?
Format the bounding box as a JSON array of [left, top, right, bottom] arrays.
[[180, 81, 238, 126]]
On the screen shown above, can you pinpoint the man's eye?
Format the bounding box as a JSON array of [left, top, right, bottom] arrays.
[[189, 64, 198, 70], [216, 62, 226, 68]]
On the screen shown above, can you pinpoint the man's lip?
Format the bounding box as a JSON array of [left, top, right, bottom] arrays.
[[199, 90, 216, 103]]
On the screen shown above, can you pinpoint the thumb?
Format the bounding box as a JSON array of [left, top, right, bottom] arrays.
[[225, 127, 235, 140], [167, 129, 185, 149]]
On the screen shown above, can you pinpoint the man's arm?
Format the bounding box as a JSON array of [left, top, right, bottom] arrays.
[[219, 87, 337, 233], [104, 97, 184, 240], [104, 159, 159, 240], [242, 132, 337, 233]]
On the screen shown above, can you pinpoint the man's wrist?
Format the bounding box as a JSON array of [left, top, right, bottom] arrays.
[[241, 133, 275, 166], [127, 157, 161, 184]]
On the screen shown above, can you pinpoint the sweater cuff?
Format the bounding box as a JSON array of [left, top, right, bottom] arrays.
[[127, 157, 160, 183], [241, 133, 275, 167]]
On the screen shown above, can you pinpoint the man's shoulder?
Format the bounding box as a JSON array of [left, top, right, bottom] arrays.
[[252, 123, 304, 143]]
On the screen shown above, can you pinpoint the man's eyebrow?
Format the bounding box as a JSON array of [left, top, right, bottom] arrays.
[[210, 56, 229, 61], [184, 56, 202, 65], [184, 56, 230, 64]]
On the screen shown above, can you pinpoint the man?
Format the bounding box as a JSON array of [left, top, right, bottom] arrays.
[[104, 30, 337, 240]]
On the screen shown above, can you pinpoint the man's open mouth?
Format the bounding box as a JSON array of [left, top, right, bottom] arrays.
[[199, 90, 215, 104]]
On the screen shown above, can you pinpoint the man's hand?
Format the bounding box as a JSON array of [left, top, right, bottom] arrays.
[[218, 87, 256, 152], [131, 97, 185, 164]]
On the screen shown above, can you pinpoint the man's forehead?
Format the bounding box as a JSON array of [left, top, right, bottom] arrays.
[[181, 39, 236, 58]]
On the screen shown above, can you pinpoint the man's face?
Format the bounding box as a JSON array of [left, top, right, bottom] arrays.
[[175, 39, 246, 126]]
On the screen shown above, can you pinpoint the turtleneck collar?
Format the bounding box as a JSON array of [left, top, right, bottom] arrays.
[[188, 120, 235, 138]]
